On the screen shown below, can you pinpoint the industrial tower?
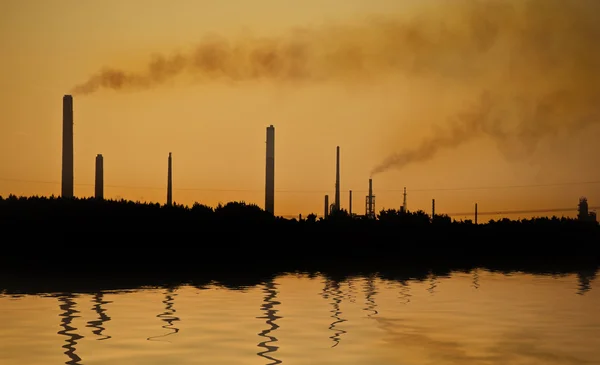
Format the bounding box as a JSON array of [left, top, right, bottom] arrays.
[[265, 125, 275, 215], [365, 178, 376, 219], [61, 95, 74, 198], [95, 154, 104, 200], [334, 146, 340, 212], [167, 152, 173, 206]]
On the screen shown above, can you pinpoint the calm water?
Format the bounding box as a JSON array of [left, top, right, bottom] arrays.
[[1, 270, 599, 365]]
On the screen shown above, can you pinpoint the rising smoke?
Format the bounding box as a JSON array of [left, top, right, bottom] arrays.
[[72, 0, 600, 174]]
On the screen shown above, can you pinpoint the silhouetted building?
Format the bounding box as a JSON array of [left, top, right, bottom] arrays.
[[334, 146, 340, 212], [265, 125, 275, 215], [95, 154, 103, 200], [167, 153, 173, 206], [578, 197, 597, 223], [324, 195, 329, 219], [61, 95, 74, 198], [365, 178, 375, 219]]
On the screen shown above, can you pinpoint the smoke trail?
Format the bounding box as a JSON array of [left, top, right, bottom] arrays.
[[72, 0, 600, 171], [370, 0, 600, 174], [69, 0, 529, 94]]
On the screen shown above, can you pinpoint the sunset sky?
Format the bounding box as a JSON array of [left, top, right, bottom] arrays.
[[1, 0, 599, 219]]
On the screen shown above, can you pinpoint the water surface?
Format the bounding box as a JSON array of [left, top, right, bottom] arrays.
[[1, 270, 599, 365]]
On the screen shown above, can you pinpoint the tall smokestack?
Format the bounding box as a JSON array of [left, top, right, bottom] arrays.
[[324, 195, 329, 219], [475, 203, 478, 225], [335, 146, 340, 212], [265, 125, 275, 214], [167, 152, 173, 206], [349, 189, 353, 216], [432, 198, 435, 222], [95, 154, 104, 200], [61, 95, 74, 198], [365, 178, 375, 219]]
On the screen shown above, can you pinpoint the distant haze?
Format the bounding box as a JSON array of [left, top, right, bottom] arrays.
[[72, 0, 600, 176]]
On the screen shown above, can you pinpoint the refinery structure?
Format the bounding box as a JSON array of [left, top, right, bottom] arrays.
[[59, 95, 597, 223]]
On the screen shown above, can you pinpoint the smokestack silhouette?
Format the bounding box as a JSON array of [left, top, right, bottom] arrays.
[[334, 146, 340, 212], [61, 95, 74, 199], [95, 154, 103, 200], [265, 125, 275, 215], [349, 190, 353, 216], [365, 178, 375, 219], [167, 152, 173, 206], [324, 195, 329, 219]]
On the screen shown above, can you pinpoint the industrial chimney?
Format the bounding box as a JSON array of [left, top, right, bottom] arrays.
[[334, 146, 340, 212], [61, 95, 74, 198], [95, 154, 104, 200], [349, 189, 353, 216], [167, 152, 173, 206], [265, 125, 275, 214], [365, 178, 376, 219], [324, 195, 329, 219]]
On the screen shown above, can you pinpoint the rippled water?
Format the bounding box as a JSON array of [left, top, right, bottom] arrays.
[[1, 270, 599, 365]]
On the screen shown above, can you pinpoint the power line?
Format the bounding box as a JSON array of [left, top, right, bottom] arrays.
[[1, 177, 599, 194], [445, 206, 599, 217]]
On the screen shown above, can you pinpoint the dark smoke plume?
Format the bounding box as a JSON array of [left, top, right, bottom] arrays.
[[72, 0, 600, 174], [371, 0, 600, 174]]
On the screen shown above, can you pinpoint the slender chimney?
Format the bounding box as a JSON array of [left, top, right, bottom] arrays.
[[432, 198, 435, 221], [167, 152, 173, 206], [61, 95, 74, 198], [349, 189, 353, 216], [265, 125, 275, 214], [95, 154, 104, 200], [335, 146, 340, 212], [324, 195, 329, 219], [366, 178, 375, 218], [475, 203, 478, 224]]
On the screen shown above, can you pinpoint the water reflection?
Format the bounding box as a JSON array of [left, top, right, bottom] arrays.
[[398, 280, 411, 304], [577, 270, 597, 295], [472, 269, 480, 290], [57, 295, 83, 365], [147, 287, 180, 342], [256, 280, 282, 365], [347, 278, 357, 303], [363, 275, 378, 318], [322, 279, 347, 348], [86, 292, 112, 340], [427, 273, 438, 295]]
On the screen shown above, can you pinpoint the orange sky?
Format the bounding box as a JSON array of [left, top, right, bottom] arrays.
[[1, 0, 599, 219]]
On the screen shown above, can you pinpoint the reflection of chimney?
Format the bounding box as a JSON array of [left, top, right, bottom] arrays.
[[61, 95, 74, 198], [335, 146, 340, 212], [324, 195, 329, 219], [167, 153, 173, 206], [95, 154, 104, 200], [265, 125, 275, 214]]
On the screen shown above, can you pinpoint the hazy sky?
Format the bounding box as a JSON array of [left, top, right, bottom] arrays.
[[1, 0, 599, 218]]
